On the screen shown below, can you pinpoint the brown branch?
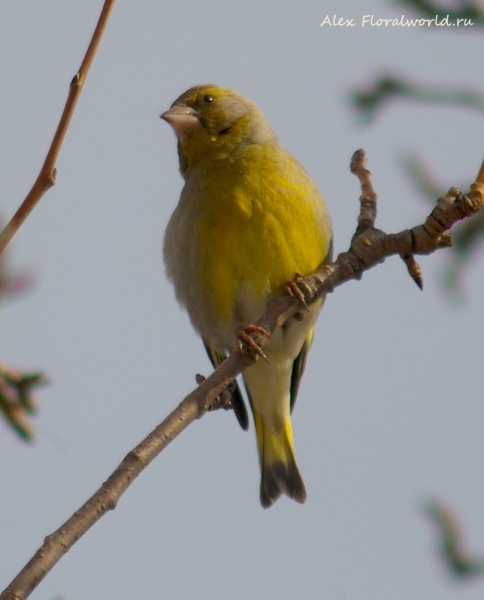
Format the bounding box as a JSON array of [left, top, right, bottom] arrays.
[[399, 152, 484, 299], [0, 367, 242, 600], [2, 149, 483, 600], [0, 0, 117, 256]]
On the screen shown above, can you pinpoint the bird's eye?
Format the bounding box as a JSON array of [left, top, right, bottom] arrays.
[[203, 94, 213, 103], [218, 127, 231, 135]]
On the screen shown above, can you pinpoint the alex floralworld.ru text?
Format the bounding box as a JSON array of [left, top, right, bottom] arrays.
[[320, 14, 474, 27]]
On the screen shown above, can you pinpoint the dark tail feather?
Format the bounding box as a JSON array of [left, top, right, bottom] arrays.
[[254, 410, 306, 509]]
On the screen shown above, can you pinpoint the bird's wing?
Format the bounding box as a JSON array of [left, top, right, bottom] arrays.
[[289, 330, 314, 413], [289, 236, 334, 413], [203, 339, 249, 430]]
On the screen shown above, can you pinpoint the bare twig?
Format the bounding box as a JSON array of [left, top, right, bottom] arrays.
[[0, 363, 241, 600], [2, 150, 483, 600], [400, 152, 484, 298], [0, 0, 117, 256]]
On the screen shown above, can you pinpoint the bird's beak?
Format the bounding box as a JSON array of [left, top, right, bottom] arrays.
[[160, 105, 200, 137]]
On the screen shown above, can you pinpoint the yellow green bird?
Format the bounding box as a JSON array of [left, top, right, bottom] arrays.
[[161, 85, 332, 508]]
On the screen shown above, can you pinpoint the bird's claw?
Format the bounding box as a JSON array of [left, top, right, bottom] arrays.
[[196, 373, 234, 412], [285, 272, 312, 312], [237, 325, 270, 365]]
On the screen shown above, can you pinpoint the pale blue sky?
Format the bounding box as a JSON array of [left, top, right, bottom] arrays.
[[1, 1, 484, 599]]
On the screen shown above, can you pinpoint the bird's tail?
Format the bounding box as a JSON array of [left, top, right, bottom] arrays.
[[253, 409, 306, 509]]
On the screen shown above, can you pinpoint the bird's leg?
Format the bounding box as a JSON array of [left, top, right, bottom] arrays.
[[237, 325, 271, 365]]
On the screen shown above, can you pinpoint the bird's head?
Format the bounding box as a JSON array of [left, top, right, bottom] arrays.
[[161, 85, 276, 174]]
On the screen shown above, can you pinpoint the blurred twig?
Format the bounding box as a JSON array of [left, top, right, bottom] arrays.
[[0, 236, 41, 440], [2, 150, 483, 600], [400, 152, 447, 203], [0, 362, 48, 441], [0, 241, 33, 303], [0, 0, 117, 255], [425, 499, 484, 578], [351, 74, 484, 125], [350, 0, 484, 292], [394, 0, 484, 24], [350, 2, 484, 295]]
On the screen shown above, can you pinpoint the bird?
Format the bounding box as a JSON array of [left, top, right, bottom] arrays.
[[161, 84, 332, 508]]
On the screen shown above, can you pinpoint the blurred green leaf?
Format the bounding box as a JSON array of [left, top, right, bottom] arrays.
[[425, 499, 484, 578]]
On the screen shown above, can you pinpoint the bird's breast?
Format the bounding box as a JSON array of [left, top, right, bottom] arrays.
[[164, 146, 331, 351]]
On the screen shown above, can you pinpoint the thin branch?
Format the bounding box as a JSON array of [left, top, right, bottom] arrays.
[[0, 369, 240, 600], [0, 0, 117, 256], [399, 152, 484, 299], [400, 153, 484, 256], [2, 150, 484, 600]]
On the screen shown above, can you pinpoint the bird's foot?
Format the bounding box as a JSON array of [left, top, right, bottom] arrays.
[[237, 325, 270, 365], [285, 272, 313, 313], [196, 373, 234, 412]]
